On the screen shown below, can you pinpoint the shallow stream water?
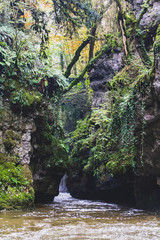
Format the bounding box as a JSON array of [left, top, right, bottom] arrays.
[[0, 193, 160, 240]]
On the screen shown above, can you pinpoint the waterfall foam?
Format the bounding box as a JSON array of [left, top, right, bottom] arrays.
[[59, 173, 68, 193], [54, 174, 72, 202]]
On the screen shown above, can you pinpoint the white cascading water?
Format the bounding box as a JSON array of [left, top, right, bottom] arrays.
[[54, 173, 72, 202], [59, 173, 68, 193]]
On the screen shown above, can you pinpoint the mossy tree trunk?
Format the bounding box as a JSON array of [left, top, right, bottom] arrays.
[[89, 23, 97, 61], [118, 11, 130, 56], [64, 36, 91, 78], [63, 44, 111, 93]]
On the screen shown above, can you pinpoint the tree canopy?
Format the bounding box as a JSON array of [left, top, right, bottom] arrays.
[[52, 0, 99, 35]]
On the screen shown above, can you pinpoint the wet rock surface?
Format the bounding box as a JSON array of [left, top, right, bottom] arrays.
[[67, 172, 135, 204], [0, 100, 36, 165], [134, 35, 160, 209], [133, 0, 160, 47], [89, 49, 124, 108]]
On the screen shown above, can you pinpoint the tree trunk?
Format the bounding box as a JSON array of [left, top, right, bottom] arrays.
[[89, 23, 97, 61], [64, 44, 109, 93], [64, 37, 90, 78]]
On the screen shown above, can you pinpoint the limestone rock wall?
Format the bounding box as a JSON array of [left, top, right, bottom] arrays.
[[0, 96, 37, 209], [0, 98, 36, 165], [30, 115, 68, 203], [89, 49, 124, 108], [0, 93, 67, 208]]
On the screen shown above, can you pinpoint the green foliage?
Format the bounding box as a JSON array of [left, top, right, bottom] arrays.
[[31, 7, 50, 58], [0, 153, 34, 210], [52, 0, 99, 35], [104, 33, 120, 52], [69, 56, 152, 179], [0, 191, 34, 210], [3, 130, 20, 152], [32, 117, 69, 172], [135, 27, 152, 67], [115, 0, 152, 66], [0, 25, 68, 109], [70, 100, 136, 179], [0, 16, 68, 210], [154, 24, 160, 57], [11, 89, 42, 108], [64, 36, 90, 78], [106, 145, 136, 175], [65, 35, 120, 92]]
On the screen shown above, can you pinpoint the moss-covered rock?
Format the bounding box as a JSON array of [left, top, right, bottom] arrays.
[[0, 153, 34, 210], [67, 51, 155, 206], [154, 24, 160, 57], [11, 89, 42, 110], [3, 129, 20, 152], [30, 115, 69, 203]]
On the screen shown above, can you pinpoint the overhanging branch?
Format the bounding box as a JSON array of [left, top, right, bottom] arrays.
[[63, 44, 111, 93], [64, 36, 91, 78]]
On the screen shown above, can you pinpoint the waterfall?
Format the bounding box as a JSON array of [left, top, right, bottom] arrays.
[[54, 173, 72, 202], [59, 173, 68, 193]]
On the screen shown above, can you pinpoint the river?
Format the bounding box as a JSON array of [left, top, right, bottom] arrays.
[[0, 192, 160, 240]]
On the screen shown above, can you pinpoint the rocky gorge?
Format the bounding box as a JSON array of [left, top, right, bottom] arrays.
[[0, 0, 160, 211]]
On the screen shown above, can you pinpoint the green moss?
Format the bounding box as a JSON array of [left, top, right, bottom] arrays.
[[3, 130, 21, 152], [154, 25, 160, 56], [3, 137, 15, 151], [0, 153, 34, 210], [3, 136, 15, 152], [32, 117, 69, 172], [0, 153, 6, 163], [6, 129, 21, 141], [21, 165, 33, 186], [64, 36, 90, 78], [69, 56, 153, 178], [0, 191, 34, 210], [104, 33, 119, 52], [11, 89, 42, 109]]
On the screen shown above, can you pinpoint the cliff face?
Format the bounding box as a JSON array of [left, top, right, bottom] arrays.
[[0, 100, 36, 166], [67, 48, 135, 205], [30, 113, 68, 203], [0, 96, 36, 209], [89, 49, 124, 108], [0, 20, 70, 209], [67, 1, 160, 209], [0, 89, 68, 209], [134, 25, 160, 208]]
